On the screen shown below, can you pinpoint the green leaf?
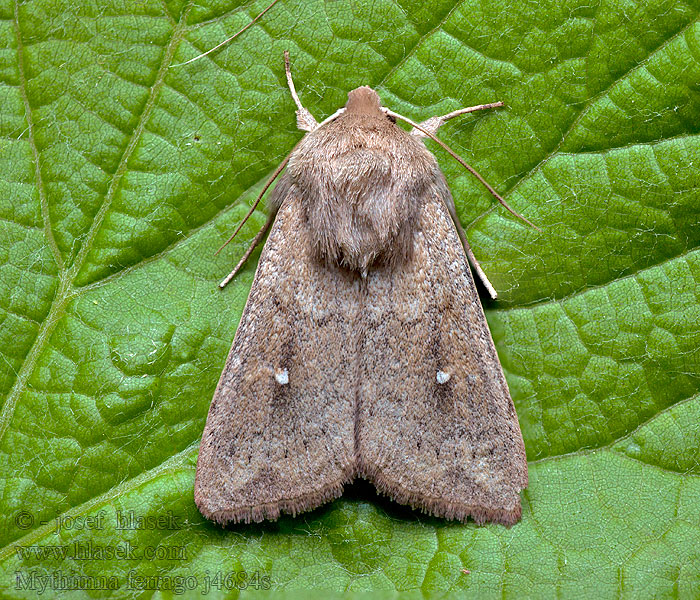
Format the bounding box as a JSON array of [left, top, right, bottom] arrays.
[[2, 0, 699, 597]]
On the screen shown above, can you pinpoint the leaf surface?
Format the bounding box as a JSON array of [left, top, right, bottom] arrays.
[[1, 0, 699, 597]]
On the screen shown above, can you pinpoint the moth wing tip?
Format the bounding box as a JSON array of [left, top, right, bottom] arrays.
[[193, 478, 353, 526], [363, 469, 524, 527]]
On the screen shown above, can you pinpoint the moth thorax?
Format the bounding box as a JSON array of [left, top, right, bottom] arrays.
[[291, 104, 432, 276], [307, 161, 421, 275]]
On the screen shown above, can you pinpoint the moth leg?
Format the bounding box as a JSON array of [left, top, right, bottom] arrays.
[[284, 50, 319, 132], [442, 191, 498, 300], [411, 102, 504, 138], [219, 213, 275, 288], [453, 217, 498, 300]]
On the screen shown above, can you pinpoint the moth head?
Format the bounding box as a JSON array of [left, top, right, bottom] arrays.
[[345, 86, 385, 117]]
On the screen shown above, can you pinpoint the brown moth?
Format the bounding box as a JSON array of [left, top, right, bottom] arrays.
[[195, 52, 529, 526]]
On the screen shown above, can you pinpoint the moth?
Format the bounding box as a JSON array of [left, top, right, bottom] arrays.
[[195, 52, 529, 526]]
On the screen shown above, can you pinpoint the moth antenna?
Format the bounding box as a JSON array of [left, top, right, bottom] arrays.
[[432, 102, 505, 122], [214, 152, 290, 256], [384, 108, 541, 232], [170, 0, 282, 67], [283, 50, 304, 114], [283, 50, 319, 131], [219, 213, 275, 288], [413, 102, 505, 137]]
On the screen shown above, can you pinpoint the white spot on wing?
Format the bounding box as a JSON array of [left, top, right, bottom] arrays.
[[275, 368, 289, 385], [436, 370, 451, 384]]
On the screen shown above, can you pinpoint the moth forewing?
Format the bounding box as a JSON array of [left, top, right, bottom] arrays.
[[194, 191, 358, 524], [356, 178, 528, 526]]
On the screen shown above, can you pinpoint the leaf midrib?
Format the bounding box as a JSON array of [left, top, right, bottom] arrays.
[[0, 441, 198, 560], [0, 1, 193, 445], [12, 0, 63, 272]]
